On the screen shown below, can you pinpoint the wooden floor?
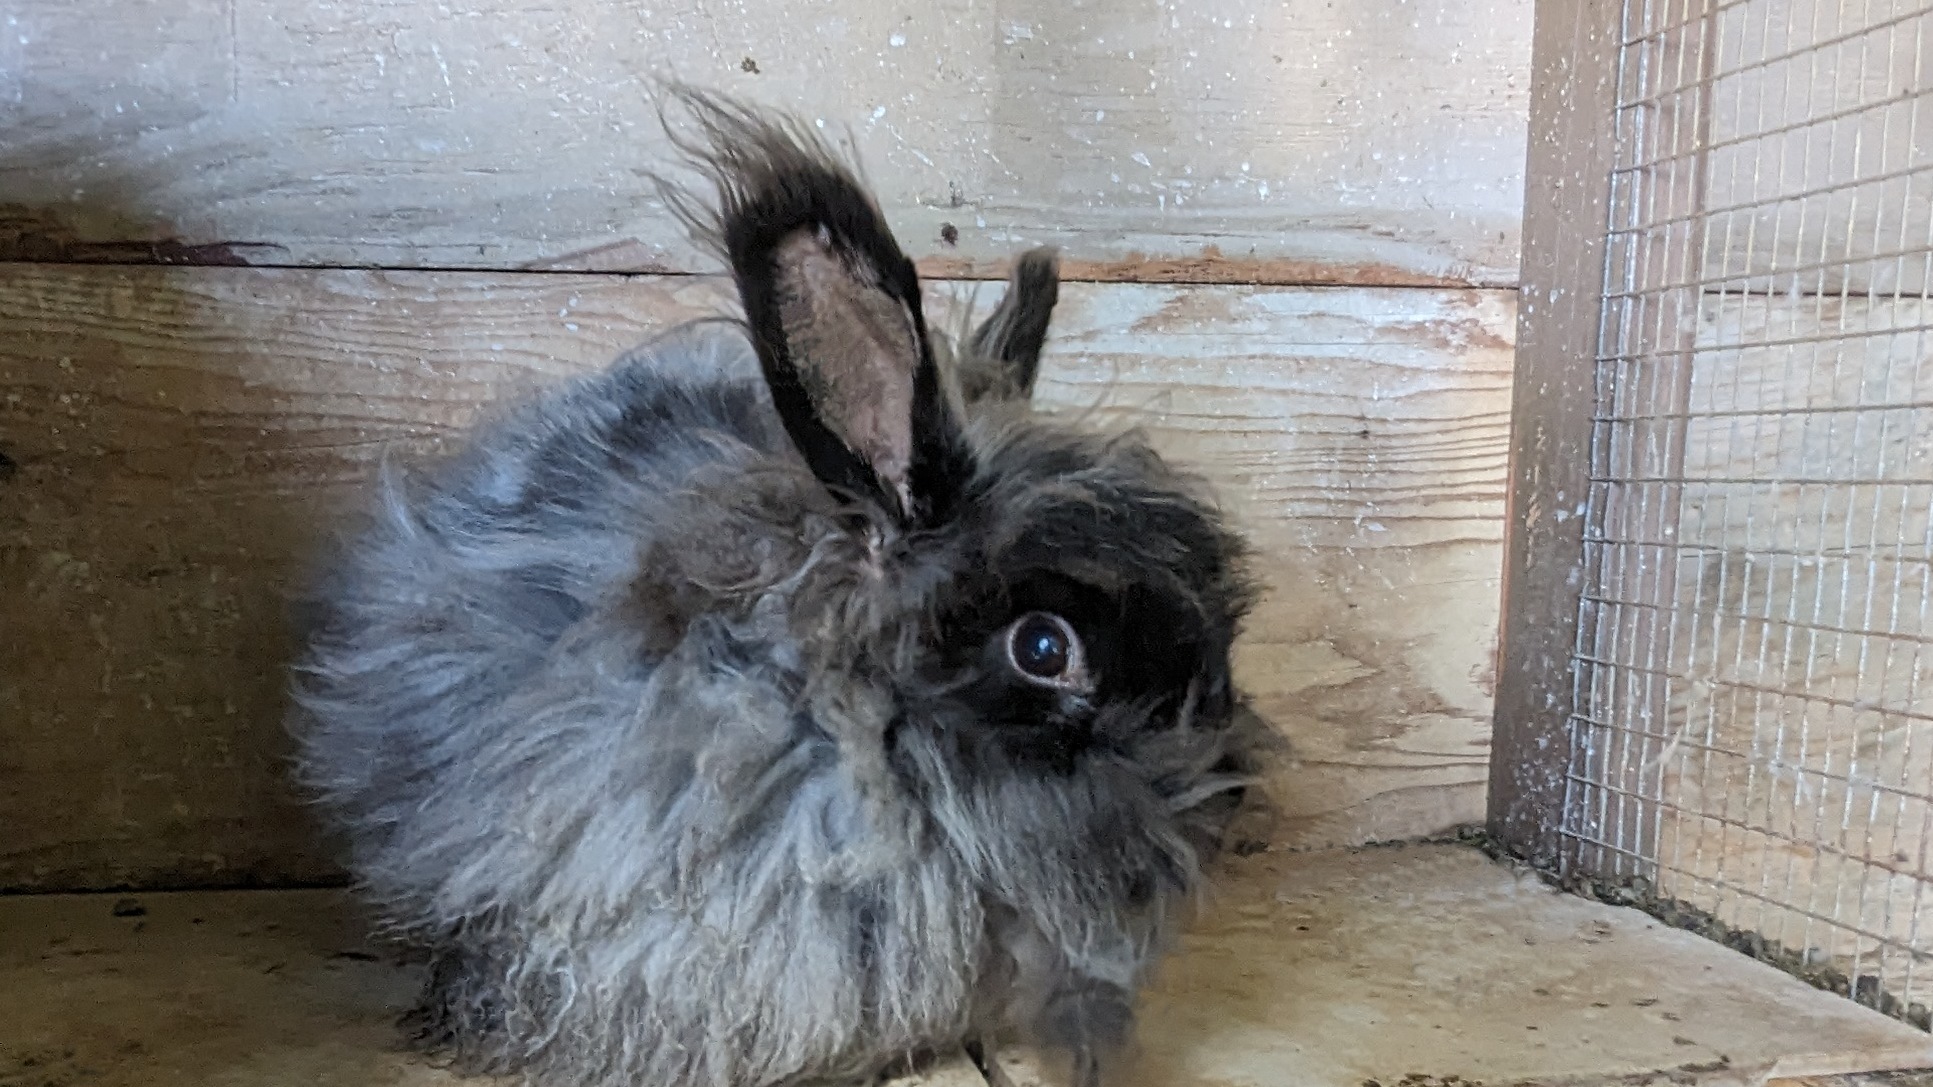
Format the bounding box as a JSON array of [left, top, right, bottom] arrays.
[[2, 844, 1929, 1087]]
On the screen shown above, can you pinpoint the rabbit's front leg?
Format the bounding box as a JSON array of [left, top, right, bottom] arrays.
[[963, 1035, 1019, 1087], [984, 911, 1138, 1087], [964, 1031, 1098, 1087], [1039, 975, 1133, 1087]]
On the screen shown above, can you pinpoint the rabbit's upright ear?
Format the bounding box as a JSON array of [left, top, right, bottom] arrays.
[[960, 247, 1060, 406], [662, 88, 973, 527]]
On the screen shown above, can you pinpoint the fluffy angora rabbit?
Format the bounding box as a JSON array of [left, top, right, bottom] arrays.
[[290, 87, 1262, 1087]]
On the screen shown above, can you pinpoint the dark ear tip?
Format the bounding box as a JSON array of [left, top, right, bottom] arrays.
[[1014, 247, 1062, 285], [651, 83, 908, 290]]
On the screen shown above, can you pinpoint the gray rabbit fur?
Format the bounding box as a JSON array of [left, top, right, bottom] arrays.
[[289, 87, 1263, 1087]]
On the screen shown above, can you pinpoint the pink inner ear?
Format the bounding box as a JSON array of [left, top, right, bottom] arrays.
[[772, 230, 921, 511]]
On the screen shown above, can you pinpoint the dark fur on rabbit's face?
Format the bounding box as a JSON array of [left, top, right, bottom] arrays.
[[289, 85, 1260, 1087]]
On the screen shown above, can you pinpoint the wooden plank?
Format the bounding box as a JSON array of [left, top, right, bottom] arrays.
[[6, 848, 1929, 1087], [0, 265, 1515, 890], [0, 268, 724, 891], [1767, 1057, 1933, 1086], [0, 887, 990, 1087], [1016, 284, 1518, 850], [0, 0, 1532, 285], [1775, 1074, 1933, 1087], [925, 847, 1933, 1087], [1489, 0, 1623, 868]]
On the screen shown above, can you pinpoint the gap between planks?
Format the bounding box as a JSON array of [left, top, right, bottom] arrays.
[[0, 254, 1504, 291]]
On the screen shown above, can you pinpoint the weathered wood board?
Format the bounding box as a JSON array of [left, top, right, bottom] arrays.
[[1027, 284, 1517, 848], [1112, 846, 1933, 1086], [0, 883, 986, 1087], [1489, 0, 1624, 868], [0, 0, 1533, 285], [0, 268, 715, 890], [0, 264, 1514, 889], [5, 847, 1929, 1087]]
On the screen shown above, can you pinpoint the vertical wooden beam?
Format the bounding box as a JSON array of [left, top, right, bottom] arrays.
[[1488, 0, 1625, 868]]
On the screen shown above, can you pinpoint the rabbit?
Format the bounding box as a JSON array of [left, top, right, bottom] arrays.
[[288, 86, 1264, 1087]]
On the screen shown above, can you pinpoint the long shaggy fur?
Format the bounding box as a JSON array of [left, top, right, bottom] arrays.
[[290, 86, 1262, 1087]]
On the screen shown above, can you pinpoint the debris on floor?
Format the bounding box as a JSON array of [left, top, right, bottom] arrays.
[[2, 845, 1928, 1087]]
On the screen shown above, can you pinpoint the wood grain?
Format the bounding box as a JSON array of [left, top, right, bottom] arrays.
[[0, 0, 1532, 285], [1014, 284, 1518, 849], [0, 886, 991, 1087], [0, 264, 1515, 889], [1776, 1074, 1933, 1087], [6, 848, 1928, 1087], [1489, 0, 1622, 867], [0, 268, 726, 890], [967, 847, 1933, 1087]]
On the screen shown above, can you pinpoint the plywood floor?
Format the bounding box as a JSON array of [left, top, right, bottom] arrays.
[[2, 845, 1928, 1087]]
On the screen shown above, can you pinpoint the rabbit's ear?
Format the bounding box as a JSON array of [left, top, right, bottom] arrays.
[[752, 224, 966, 524], [661, 88, 973, 526], [962, 247, 1060, 405]]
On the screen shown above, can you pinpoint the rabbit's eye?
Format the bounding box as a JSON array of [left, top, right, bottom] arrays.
[[1007, 611, 1082, 684]]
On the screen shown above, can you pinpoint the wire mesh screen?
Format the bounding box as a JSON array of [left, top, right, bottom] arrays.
[[1567, 0, 1933, 1018]]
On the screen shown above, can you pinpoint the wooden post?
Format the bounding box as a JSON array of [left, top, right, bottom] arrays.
[[1488, 0, 1625, 869]]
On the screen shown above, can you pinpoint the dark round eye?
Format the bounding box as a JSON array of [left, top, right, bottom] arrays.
[[1008, 612, 1077, 681]]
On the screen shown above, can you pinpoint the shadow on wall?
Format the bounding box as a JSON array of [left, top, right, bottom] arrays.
[[0, 96, 746, 895], [0, 99, 291, 267], [0, 109, 351, 893]]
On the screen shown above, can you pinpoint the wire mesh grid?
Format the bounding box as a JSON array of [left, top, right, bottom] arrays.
[[1565, 0, 1933, 1017]]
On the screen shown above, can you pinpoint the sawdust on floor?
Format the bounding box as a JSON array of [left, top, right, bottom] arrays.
[[1, 844, 1928, 1087]]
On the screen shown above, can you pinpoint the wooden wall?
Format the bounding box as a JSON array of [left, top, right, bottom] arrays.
[[0, 0, 1532, 891]]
